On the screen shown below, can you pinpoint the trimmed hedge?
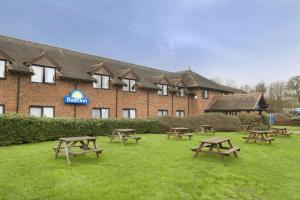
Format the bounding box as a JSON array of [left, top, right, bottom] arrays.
[[158, 113, 242, 132], [237, 112, 270, 130], [0, 114, 161, 146]]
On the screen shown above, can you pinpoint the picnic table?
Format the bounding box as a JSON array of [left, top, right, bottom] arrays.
[[197, 125, 215, 135], [53, 136, 102, 164], [110, 129, 141, 145], [191, 137, 240, 161], [167, 127, 193, 140], [241, 125, 254, 132], [243, 130, 275, 144], [271, 128, 292, 136]]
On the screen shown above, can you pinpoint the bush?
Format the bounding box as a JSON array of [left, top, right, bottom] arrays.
[[158, 113, 242, 132], [0, 114, 161, 146], [238, 112, 270, 130]]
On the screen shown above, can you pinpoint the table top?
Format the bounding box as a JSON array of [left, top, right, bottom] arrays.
[[201, 137, 230, 144], [59, 136, 97, 142], [251, 130, 271, 134], [114, 129, 136, 132], [171, 127, 189, 130]]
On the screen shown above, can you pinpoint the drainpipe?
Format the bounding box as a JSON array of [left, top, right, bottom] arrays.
[[115, 87, 118, 118], [16, 74, 21, 113], [147, 91, 150, 118], [187, 95, 190, 117], [171, 93, 174, 116]]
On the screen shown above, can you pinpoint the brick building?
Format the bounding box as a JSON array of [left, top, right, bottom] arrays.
[[0, 35, 237, 119]]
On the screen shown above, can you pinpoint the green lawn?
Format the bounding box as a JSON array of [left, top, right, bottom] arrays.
[[0, 133, 300, 200]]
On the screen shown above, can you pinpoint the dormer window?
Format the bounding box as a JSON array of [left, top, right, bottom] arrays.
[[123, 79, 137, 92], [92, 74, 110, 89], [0, 60, 6, 79], [158, 84, 168, 96], [31, 65, 56, 84], [176, 87, 185, 97]]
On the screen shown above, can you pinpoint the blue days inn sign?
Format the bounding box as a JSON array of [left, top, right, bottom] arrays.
[[64, 89, 89, 105]]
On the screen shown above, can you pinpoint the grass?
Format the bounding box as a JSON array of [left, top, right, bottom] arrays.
[[272, 125, 300, 131], [0, 132, 300, 200]]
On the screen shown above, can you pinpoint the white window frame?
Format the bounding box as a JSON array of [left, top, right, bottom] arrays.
[[92, 108, 110, 119], [176, 87, 185, 97], [158, 84, 168, 96], [31, 65, 56, 84], [29, 106, 54, 118], [0, 60, 6, 79], [122, 109, 136, 119], [176, 110, 185, 118], [203, 89, 209, 99], [0, 105, 4, 114], [123, 79, 137, 92], [92, 74, 110, 89], [158, 109, 168, 116]]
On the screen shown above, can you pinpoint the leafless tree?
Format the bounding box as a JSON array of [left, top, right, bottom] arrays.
[[286, 76, 300, 103]]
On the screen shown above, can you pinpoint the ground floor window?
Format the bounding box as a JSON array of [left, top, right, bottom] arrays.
[[30, 106, 54, 118], [122, 109, 136, 119], [92, 108, 110, 119], [0, 105, 4, 114], [176, 110, 185, 117], [158, 109, 168, 116]]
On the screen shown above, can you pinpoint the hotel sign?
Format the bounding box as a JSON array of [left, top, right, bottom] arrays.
[[64, 89, 89, 105]]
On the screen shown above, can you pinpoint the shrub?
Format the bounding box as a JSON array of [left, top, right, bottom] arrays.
[[238, 112, 270, 129], [0, 114, 161, 146], [158, 113, 242, 132]]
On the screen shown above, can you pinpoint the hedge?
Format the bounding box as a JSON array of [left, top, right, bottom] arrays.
[[237, 112, 270, 130], [158, 113, 242, 132], [0, 114, 161, 146]]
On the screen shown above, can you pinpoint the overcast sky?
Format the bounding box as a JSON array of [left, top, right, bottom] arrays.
[[0, 0, 299, 86]]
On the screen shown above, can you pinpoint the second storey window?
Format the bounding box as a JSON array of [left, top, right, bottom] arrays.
[[158, 109, 168, 116], [31, 65, 56, 84], [202, 89, 209, 99], [92, 108, 110, 119], [158, 84, 168, 96], [176, 87, 185, 97], [0, 105, 4, 114], [123, 79, 136, 92], [176, 110, 185, 118], [0, 60, 5, 79], [29, 106, 54, 118], [93, 74, 110, 89], [122, 109, 136, 119]]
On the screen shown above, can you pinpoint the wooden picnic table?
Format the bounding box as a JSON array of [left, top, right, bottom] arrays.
[[110, 129, 141, 145], [53, 136, 102, 164], [271, 128, 292, 136], [197, 125, 215, 135], [243, 130, 275, 144], [167, 127, 193, 140], [191, 137, 240, 161], [241, 125, 254, 132]]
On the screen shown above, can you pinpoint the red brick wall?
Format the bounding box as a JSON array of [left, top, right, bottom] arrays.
[[0, 73, 225, 118]]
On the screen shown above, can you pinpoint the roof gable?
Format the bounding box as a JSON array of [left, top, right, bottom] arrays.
[[0, 49, 14, 63], [24, 52, 62, 70]]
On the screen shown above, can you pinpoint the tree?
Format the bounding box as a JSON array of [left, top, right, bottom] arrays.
[[240, 84, 253, 93], [255, 81, 267, 94], [286, 76, 300, 103], [266, 81, 286, 112]]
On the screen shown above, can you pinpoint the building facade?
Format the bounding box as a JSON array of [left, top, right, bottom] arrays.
[[0, 35, 235, 119]]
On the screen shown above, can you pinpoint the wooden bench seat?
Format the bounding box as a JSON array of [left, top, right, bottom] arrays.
[[221, 147, 240, 155]]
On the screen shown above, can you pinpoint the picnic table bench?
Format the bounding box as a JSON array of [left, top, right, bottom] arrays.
[[243, 130, 275, 144], [53, 136, 102, 164], [191, 137, 240, 161], [110, 129, 141, 145], [271, 128, 292, 136], [241, 125, 254, 133], [167, 127, 193, 140], [197, 125, 215, 135]]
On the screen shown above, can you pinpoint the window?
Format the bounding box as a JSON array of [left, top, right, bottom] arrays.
[[176, 110, 185, 117], [123, 79, 137, 92], [30, 106, 54, 118], [0, 60, 6, 79], [122, 109, 136, 119], [92, 74, 110, 89], [202, 89, 209, 99], [31, 65, 56, 84], [92, 108, 110, 119], [176, 87, 185, 97], [158, 84, 168, 96], [0, 105, 4, 114], [158, 109, 168, 116]]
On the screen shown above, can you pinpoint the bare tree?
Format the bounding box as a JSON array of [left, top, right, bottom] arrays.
[[211, 77, 223, 85], [255, 81, 267, 94], [266, 81, 286, 112], [240, 84, 253, 93], [286, 76, 300, 103]]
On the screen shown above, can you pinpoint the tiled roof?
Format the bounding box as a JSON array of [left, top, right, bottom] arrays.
[[0, 35, 231, 92]]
